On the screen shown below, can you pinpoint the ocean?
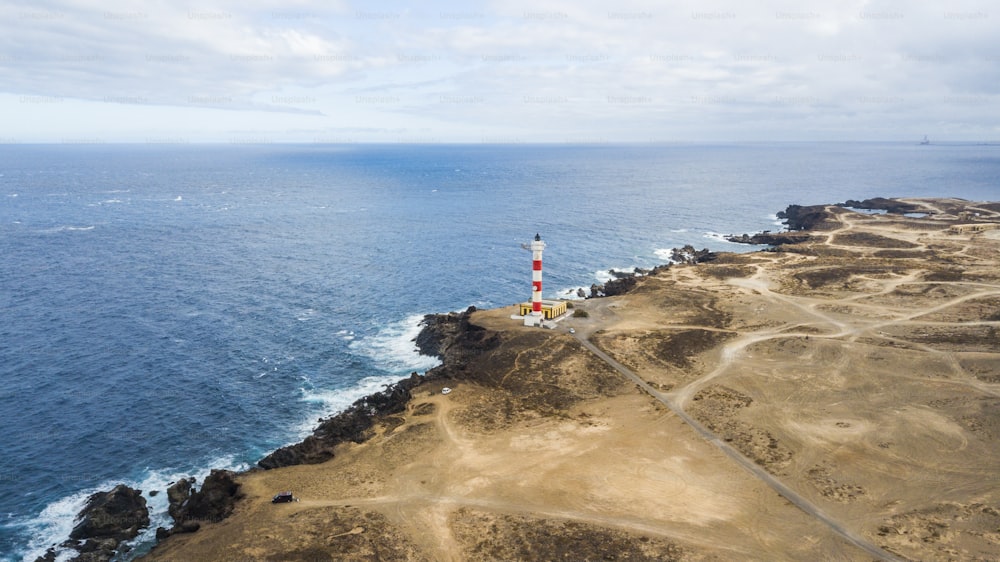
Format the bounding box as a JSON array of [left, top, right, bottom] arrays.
[[1, 142, 997, 560]]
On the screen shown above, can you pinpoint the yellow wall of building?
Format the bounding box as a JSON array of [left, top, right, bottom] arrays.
[[520, 302, 568, 319]]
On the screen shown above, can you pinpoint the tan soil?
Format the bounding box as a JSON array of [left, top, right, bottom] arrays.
[[145, 198, 1000, 562]]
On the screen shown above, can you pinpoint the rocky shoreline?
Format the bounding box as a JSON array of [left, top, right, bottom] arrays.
[[40, 205, 816, 561], [129, 196, 1000, 561], [725, 199, 925, 246], [35, 485, 149, 562], [41, 305, 504, 562]]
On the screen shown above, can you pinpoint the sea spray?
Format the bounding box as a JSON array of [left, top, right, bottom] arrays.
[[17, 454, 251, 562], [348, 314, 442, 374]]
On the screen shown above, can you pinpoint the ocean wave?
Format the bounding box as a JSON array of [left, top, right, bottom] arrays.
[[124, 455, 251, 559], [13, 485, 92, 562], [296, 374, 410, 438], [653, 248, 675, 262], [34, 225, 95, 234], [703, 232, 744, 244], [594, 267, 636, 284], [348, 314, 441, 375], [555, 286, 588, 300]]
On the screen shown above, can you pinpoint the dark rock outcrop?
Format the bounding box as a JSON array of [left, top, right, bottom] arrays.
[[413, 308, 473, 359], [725, 231, 810, 246], [589, 275, 639, 298], [156, 470, 242, 539], [258, 373, 426, 469], [57, 484, 149, 562], [585, 257, 691, 299], [733, 199, 914, 243], [669, 245, 718, 265], [259, 306, 500, 470], [839, 197, 921, 214], [777, 204, 833, 231], [416, 306, 502, 379], [165, 478, 194, 521]]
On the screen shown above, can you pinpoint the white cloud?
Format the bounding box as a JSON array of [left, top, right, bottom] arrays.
[[0, 0, 997, 141]]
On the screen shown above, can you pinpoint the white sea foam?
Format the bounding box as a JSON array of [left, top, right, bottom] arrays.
[[16, 454, 251, 562], [653, 248, 675, 262], [16, 489, 91, 562], [36, 225, 95, 234], [670, 228, 687, 232], [101, 199, 123, 204], [296, 374, 406, 438], [556, 287, 588, 300], [594, 267, 635, 284], [348, 314, 441, 375], [122, 456, 250, 559], [703, 231, 744, 244]]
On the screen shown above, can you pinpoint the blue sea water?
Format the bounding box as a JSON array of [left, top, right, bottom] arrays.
[[0, 142, 997, 560]]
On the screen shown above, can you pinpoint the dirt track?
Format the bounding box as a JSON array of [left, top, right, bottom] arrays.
[[146, 198, 1000, 562]]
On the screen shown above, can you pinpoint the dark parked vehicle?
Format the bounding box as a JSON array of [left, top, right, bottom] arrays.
[[272, 491, 294, 503]]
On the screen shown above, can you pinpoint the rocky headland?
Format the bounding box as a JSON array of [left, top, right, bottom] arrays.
[[43, 197, 1000, 561]]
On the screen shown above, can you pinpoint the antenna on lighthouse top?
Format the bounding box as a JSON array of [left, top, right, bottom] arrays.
[[522, 233, 544, 251]]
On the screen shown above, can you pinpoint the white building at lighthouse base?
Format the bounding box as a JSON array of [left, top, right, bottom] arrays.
[[512, 300, 569, 327]]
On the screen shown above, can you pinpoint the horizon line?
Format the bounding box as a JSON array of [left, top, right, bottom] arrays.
[[2, 139, 997, 146]]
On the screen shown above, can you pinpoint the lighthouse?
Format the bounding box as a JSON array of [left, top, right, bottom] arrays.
[[514, 233, 567, 327], [527, 233, 545, 326]]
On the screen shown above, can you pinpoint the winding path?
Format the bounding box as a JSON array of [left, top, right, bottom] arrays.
[[573, 334, 906, 562], [568, 203, 1000, 561]]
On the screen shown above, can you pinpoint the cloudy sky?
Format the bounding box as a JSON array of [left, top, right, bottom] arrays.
[[1, 0, 997, 143]]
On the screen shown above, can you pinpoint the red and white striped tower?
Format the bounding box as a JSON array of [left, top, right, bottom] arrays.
[[528, 233, 545, 325]]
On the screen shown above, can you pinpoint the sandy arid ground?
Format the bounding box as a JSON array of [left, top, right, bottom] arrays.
[[145, 198, 1000, 561]]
